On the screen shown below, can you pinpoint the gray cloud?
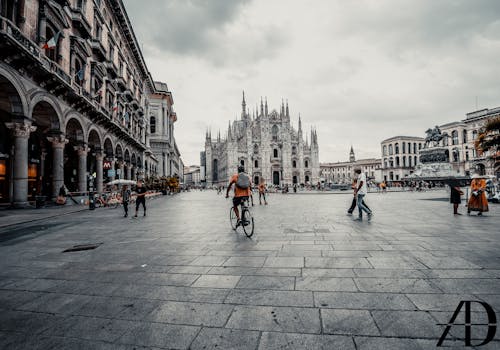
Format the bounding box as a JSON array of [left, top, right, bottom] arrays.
[[124, 0, 287, 65], [123, 0, 500, 165]]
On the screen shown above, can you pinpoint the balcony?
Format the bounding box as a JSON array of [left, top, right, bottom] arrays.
[[130, 98, 140, 109], [115, 76, 126, 90], [69, 7, 92, 39], [123, 89, 133, 101], [0, 16, 146, 152], [103, 60, 118, 78], [90, 38, 107, 61]]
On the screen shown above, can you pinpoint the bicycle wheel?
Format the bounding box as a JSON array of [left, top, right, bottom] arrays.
[[229, 206, 238, 230], [242, 208, 254, 237]]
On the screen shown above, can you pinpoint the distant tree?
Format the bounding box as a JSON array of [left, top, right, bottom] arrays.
[[475, 116, 500, 166]]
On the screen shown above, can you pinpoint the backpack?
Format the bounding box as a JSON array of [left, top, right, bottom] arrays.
[[236, 172, 250, 189]]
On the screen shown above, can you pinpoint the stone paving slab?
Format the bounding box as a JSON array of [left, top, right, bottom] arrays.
[[0, 190, 499, 349]]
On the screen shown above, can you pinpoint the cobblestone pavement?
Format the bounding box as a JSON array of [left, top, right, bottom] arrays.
[[0, 190, 499, 349]]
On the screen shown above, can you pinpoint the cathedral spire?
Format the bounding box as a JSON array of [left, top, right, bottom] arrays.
[[265, 97, 268, 116], [286, 99, 289, 118], [228, 120, 232, 141], [241, 90, 247, 119], [298, 114, 302, 132], [349, 145, 355, 162], [260, 97, 264, 117]]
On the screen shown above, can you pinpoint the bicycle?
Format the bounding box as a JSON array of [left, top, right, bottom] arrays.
[[229, 197, 254, 237]]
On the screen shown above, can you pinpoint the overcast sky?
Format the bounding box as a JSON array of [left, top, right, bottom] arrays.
[[123, 0, 500, 166]]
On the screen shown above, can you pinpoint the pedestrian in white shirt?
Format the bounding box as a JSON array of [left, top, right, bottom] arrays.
[[354, 169, 373, 221]]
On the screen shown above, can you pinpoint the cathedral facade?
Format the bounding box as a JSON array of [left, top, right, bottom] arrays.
[[204, 93, 320, 187]]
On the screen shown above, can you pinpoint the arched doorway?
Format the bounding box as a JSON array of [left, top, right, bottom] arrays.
[[115, 144, 123, 179], [124, 149, 130, 179], [30, 101, 62, 200], [87, 129, 101, 190], [273, 171, 280, 185], [212, 159, 218, 182], [476, 163, 486, 176], [293, 175, 298, 184], [0, 73, 26, 204], [131, 153, 137, 180], [65, 118, 84, 192], [103, 137, 114, 183]]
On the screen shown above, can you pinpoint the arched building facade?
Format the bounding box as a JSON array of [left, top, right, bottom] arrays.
[[0, 0, 167, 207]]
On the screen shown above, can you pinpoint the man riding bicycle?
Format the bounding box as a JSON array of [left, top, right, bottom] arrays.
[[226, 165, 252, 227]]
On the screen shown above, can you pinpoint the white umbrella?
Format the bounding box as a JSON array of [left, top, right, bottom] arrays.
[[106, 179, 137, 186]]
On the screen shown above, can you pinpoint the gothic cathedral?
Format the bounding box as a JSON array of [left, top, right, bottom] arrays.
[[204, 92, 320, 186]]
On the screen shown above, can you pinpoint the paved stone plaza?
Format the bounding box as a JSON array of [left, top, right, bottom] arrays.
[[0, 190, 499, 349]]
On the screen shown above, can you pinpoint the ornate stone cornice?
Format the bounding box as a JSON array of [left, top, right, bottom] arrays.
[[74, 144, 90, 156], [6, 122, 37, 138], [47, 135, 69, 148]]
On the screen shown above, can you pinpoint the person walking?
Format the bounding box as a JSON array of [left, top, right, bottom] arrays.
[[354, 169, 373, 221], [258, 178, 268, 205], [448, 178, 463, 215], [467, 174, 489, 216], [347, 178, 370, 215], [121, 184, 131, 217], [134, 180, 147, 217]]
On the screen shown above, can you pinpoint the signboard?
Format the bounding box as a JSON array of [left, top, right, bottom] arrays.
[[103, 161, 112, 170], [107, 169, 115, 177]]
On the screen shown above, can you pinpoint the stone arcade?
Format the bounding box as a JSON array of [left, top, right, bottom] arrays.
[[0, 0, 177, 207]]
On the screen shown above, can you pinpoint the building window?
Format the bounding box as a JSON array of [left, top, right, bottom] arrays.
[[413, 143, 417, 154], [253, 144, 259, 154], [43, 27, 61, 62], [402, 156, 406, 167], [254, 160, 258, 168], [452, 130, 458, 145], [389, 144, 393, 155], [271, 125, 279, 142], [73, 58, 85, 86], [443, 134, 448, 146], [402, 143, 406, 154], [305, 160, 309, 168], [273, 149, 278, 158], [383, 145, 387, 156], [472, 130, 478, 141], [463, 130, 467, 143], [408, 142, 412, 154], [395, 143, 399, 154], [240, 159, 245, 167], [109, 45, 114, 61], [396, 156, 400, 167], [419, 143, 422, 150], [293, 160, 297, 168], [292, 146, 297, 155], [465, 151, 469, 161], [150, 116, 156, 134]]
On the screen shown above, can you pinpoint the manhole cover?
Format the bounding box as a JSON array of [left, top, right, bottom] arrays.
[[63, 243, 102, 253]]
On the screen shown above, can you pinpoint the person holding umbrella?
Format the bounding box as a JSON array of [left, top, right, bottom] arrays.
[[121, 184, 131, 217]]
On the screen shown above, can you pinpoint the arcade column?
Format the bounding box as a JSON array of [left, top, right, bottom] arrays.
[[6, 121, 37, 207], [95, 153, 104, 194], [75, 145, 89, 193], [47, 135, 68, 198]]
